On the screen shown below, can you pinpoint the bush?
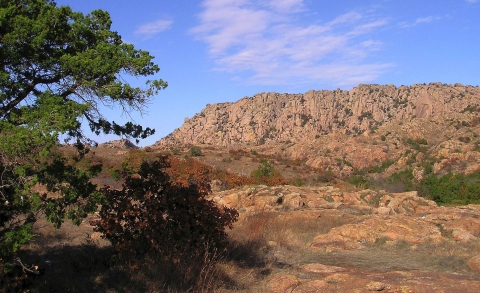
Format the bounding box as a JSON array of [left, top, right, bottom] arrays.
[[419, 172, 480, 205], [121, 149, 147, 174], [405, 138, 427, 152], [250, 159, 287, 186], [424, 163, 434, 175], [317, 169, 335, 183], [94, 157, 238, 286], [212, 168, 256, 189], [348, 175, 373, 189], [190, 146, 203, 157], [251, 159, 275, 178], [369, 159, 395, 173], [109, 168, 122, 180], [385, 169, 415, 192], [289, 177, 306, 186]]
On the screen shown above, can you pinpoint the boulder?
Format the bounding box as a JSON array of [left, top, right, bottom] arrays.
[[267, 275, 300, 293]]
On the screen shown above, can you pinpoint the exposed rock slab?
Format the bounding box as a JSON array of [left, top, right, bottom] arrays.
[[156, 83, 480, 148]]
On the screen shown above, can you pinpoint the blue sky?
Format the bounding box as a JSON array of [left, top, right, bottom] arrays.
[[55, 0, 480, 146]]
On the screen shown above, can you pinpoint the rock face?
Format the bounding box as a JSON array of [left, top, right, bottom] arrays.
[[210, 184, 480, 251], [211, 185, 437, 215], [213, 184, 480, 292], [99, 139, 138, 149], [156, 83, 480, 147]]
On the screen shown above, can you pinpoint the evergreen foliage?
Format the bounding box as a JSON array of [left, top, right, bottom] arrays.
[[419, 172, 480, 205], [0, 0, 166, 276], [251, 159, 287, 186], [251, 159, 275, 179], [189, 146, 203, 157]]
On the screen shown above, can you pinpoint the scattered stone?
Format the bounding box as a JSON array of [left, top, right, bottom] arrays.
[[452, 228, 476, 242], [300, 263, 347, 274], [467, 255, 480, 272], [310, 215, 443, 251], [377, 207, 392, 215], [283, 193, 305, 209], [324, 273, 348, 284], [89, 232, 103, 240], [267, 275, 300, 293], [293, 280, 327, 293], [366, 281, 388, 291]]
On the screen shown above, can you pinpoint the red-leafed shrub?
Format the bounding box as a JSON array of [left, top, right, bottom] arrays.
[[213, 168, 256, 189], [94, 156, 238, 263], [167, 156, 256, 190], [167, 156, 213, 195]]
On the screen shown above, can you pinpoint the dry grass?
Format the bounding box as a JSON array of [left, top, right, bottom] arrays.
[[229, 210, 355, 249], [300, 238, 480, 276], [18, 207, 480, 292], [219, 209, 480, 291]]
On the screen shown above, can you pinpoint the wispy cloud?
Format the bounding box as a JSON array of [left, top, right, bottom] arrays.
[[399, 16, 440, 28], [266, 0, 305, 13], [135, 19, 173, 39], [466, 0, 478, 3], [191, 0, 392, 87]]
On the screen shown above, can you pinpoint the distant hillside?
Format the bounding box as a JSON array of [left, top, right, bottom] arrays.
[[99, 139, 138, 149], [155, 83, 480, 147]]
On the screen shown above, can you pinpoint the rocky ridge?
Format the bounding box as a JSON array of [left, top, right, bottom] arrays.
[[99, 138, 138, 149], [209, 184, 480, 292], [156, 83, 480, 147], [210, 184, 480, 248]]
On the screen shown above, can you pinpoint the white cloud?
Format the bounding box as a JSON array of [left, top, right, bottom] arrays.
[[466, 0, 478, 3], [135, 19, 173, 39], [191, 0, 392, 87], [265, 0, 305, 13], [400, 16, 440, 28]]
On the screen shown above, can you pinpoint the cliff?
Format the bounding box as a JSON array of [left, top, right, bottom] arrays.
[[156, 83, 480, 147]]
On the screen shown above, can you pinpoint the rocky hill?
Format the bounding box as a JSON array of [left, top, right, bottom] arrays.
[[99, 138, 138, 149], [208, 184, 480, 292], [156, 83, 480, 147], [45, 83, 480, 292]]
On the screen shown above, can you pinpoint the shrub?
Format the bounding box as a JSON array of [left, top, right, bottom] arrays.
[[94, 157, 238, 269], [121, 149, 148, 174], [424, 163, 434, 175], [348, 175, 373, 189], [419, 172, 480, 205], [418, 138, 428, 145], [212, 168, 256, 189], [317, 169, 335, 183], [386, 169, 415, 192], [290, 177, 306, 187], [300, 114, 311, 127], [369, 159, 395, 173], [251, 159, 275, 179], [190, 146, 203, 157], [167, 156, 255, 190], [109, 168, 122, 180], [251, 159, 287, 186], [405, 138, 428, 152]]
